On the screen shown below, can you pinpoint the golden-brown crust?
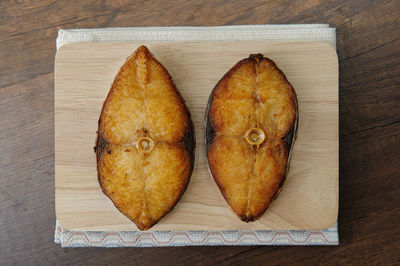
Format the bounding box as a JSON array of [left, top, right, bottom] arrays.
[[206, 54, 298, 222], [95, 45, 195, 230]]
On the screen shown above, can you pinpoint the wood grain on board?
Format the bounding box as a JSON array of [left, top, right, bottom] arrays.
[[55, 42, 338, 231]]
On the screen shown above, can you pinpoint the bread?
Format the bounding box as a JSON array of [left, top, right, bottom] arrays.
[[95, 46, 195, 230], [206, 54, 298, 222]]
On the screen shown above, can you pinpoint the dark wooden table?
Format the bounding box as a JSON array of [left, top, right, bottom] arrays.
[[1, 0, 399, 264]]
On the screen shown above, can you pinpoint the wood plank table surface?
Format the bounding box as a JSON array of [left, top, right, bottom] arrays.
[[0, 0, 399, 264]]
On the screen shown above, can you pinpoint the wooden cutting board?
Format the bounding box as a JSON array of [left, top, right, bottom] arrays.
[[55, 41, 338, 231]]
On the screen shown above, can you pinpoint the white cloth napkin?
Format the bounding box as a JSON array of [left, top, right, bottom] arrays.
[[55, 24, 338, 247]]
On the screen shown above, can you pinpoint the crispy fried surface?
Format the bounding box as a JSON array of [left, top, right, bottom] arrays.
[[207, 54, 297, 222], [96, 46, 194, 230]]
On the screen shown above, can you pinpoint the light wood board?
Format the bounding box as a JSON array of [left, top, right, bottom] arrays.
[[55, 41, 338, 231]]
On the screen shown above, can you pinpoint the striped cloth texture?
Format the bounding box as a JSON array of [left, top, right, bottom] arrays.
[[55, 24, 338, 247]]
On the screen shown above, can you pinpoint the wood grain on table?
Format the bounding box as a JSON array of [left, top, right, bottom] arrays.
[[0, 0, 399, 264]]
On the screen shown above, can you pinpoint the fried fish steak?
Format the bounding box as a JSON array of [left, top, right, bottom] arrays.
[[96, 46, 194, 230], [206, 54, 298, 222]]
